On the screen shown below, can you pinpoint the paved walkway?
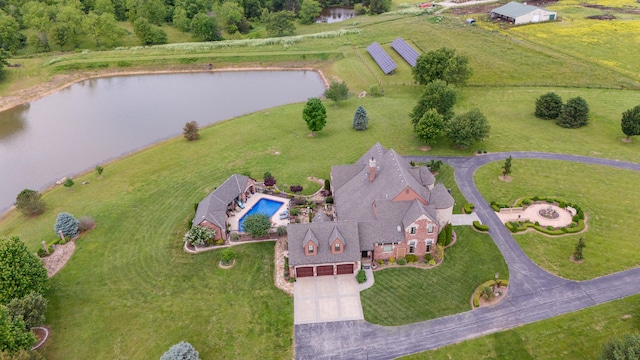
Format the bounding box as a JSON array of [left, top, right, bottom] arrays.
[[357, 268, 375, 291], [450, 213, 481, 226], [295, 152, 640, 359], [294, 275, 364, 325]]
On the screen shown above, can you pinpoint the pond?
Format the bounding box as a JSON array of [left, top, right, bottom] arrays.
[[0, 71, 326, 213], [316, 7, 357, 24]]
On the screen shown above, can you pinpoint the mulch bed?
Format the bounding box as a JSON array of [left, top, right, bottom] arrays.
[[31, 326, 50, 350]]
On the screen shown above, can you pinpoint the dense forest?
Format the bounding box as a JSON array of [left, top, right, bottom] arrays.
[[0, 0, 389, 54]]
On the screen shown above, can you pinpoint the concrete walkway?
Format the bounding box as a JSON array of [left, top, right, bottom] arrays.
[[357, 268, 375, 291], [295, 152, 640, 359], [450, 213, 481, 226]]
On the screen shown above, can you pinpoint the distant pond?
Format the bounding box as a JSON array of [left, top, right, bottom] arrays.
[[316, 7, 357, 23], [0, 71, 326, 212]]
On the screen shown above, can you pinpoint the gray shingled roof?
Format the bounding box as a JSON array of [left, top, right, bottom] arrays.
[[288, 221, 361, 266], [193, 174, 249, 228], [491, 2, 542, 18], [429, 182, 454, 209], [408, 166, 435, 188]]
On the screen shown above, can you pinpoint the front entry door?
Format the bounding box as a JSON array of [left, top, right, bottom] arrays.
[[397, 248, 406, 258]]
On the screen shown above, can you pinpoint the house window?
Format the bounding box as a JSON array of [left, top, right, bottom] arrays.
[[308, 245, 314, 254], [426, 240, 433, 252], [409, 241, 416, 254], [335, 243, 341, 252], [427, 224, 434, 233], [383, 244, 393, 253], [410, 227, 416, 235]]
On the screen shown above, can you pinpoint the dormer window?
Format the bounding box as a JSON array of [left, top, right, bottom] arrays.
[[427, 224, 434, 233], [308, 244, 314, 253], [335, 243, 341, 252], [410, 226, 416, 235]]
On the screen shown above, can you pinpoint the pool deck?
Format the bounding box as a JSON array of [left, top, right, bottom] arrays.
[[227, 193, 291, 232]]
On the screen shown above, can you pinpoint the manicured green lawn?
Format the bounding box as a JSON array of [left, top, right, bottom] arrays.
[[401, 294, 640, 360], [361, 227, 509, 325], [474, 159, 640, 280]]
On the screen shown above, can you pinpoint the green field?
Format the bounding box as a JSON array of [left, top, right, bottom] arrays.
[[401, 294, 640, 360], [475, 159, 640, 280], [361, 227, 509, 325], [2, 0, 640, 358]]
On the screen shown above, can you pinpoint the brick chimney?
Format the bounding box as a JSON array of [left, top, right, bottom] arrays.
[[369, 157, 377, 182]]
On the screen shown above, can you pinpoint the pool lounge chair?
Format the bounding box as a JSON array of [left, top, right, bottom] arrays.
[[235, 199, 245, 209], [279, 209, 289, 216], [279, 213, 289, 220]]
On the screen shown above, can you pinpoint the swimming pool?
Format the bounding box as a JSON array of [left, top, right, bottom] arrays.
[[239, 198, 285, 232]]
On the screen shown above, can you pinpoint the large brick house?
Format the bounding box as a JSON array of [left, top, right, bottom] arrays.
[[193, 174, 256, 241], [288, 143, 454, 277]]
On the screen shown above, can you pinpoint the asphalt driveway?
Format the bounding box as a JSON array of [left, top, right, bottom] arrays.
[[294, 275, 363, 324]]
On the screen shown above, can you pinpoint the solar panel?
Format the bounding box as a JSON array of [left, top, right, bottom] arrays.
[[391, 38, 419, 67], [366, 42, 397, 75]]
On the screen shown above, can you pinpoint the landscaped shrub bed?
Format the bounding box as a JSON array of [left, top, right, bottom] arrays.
[[493, 197, 585, 235], [472, 279, 509, 308], [473, 221, 489, 232]]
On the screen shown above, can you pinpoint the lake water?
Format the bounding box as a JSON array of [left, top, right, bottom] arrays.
[[316, 7, 357, 24], [0, 71, 326, 213]]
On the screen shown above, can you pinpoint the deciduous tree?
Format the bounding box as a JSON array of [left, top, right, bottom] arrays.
[[414, 108, 445, 146], [133, 17, 167, 45], [446, 108, 490, 149], [0, 305, 35, 354], [534, 92, 563, 120], [190, 12, 221, 41], [298, 0, 321, 24], [502, 155, 512, 178], [0, 236, 48, 305], [0, 49, 9, 79], [412, 47, 472, 87], [410, 80, 457, 125], [352, 105, 369, 130], [264, 10, 295, 37], [601, 333, 640, 360], [14, 189, 45, 217], [324, 80, 348, 105], [302, 97, 326, 136], [6, 292, 47, 329], [557, 96, 589, 129], [242, 213, 271, 238], [0, 12, 22, 54], [621, 105, 640, 141]]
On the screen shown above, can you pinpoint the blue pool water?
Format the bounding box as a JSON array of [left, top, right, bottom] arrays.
[[239, 198, 285, 232]]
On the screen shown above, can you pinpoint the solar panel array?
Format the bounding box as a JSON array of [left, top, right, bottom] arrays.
[[366, 42, 397, 74], [391, 38, 419, 67]]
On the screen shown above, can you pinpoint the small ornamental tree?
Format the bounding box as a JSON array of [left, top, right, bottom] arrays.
[[183, 121, 200, 141], [242, 213, 271, 238], [414, 108, 445, 146], [63, 177, 74, 189], [535, 92, 564, 120], [263, 172, 272, 181], [621, 105, 640, 141], [324, 80, 349, 106], [600, 333, 640, 360], [54, 212, 79, 239], [557, 96, 589, 128], [0, 305, 36, 354], [220, 248, 236, 265], [289, 185, 303, 194], [7, 292, 47, 329], [160, 341, 200, 360], [353, 106, 369, 130], [184, 225, 215, 246], [264, 176, 276, 187], [14, 189, 45, 217], [502, 155, 512, 178], [0, 236, 48, 305], [302, 98, 327, 136], [573, 237, 586, 261], [95, 165, 104, 176]]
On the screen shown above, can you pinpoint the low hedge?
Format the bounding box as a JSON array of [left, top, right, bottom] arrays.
[[473, 221, 489, 232], [505, 219, 585, 236], [463, 203, 475, 214]]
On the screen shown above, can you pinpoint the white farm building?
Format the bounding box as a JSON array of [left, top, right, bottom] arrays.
[[491, 2, 557, 25]]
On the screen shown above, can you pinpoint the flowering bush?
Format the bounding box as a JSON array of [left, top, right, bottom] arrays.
[[184, 226, 216, 246]]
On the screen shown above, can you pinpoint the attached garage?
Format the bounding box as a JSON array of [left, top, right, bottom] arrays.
[[296, 267, 314, 278], [336, 264, 354, 275], [316, 265, 334, 276]]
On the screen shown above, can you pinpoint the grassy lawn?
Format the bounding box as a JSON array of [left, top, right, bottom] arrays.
[[361, 227, 509, 326], [474, 159, 640, 280], [401, 293, 640, 360]]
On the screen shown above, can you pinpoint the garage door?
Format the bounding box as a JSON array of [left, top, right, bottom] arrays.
[[336, 264, 354, 275], [296, 267, 314, 278], [316, 265, 334, 276]]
